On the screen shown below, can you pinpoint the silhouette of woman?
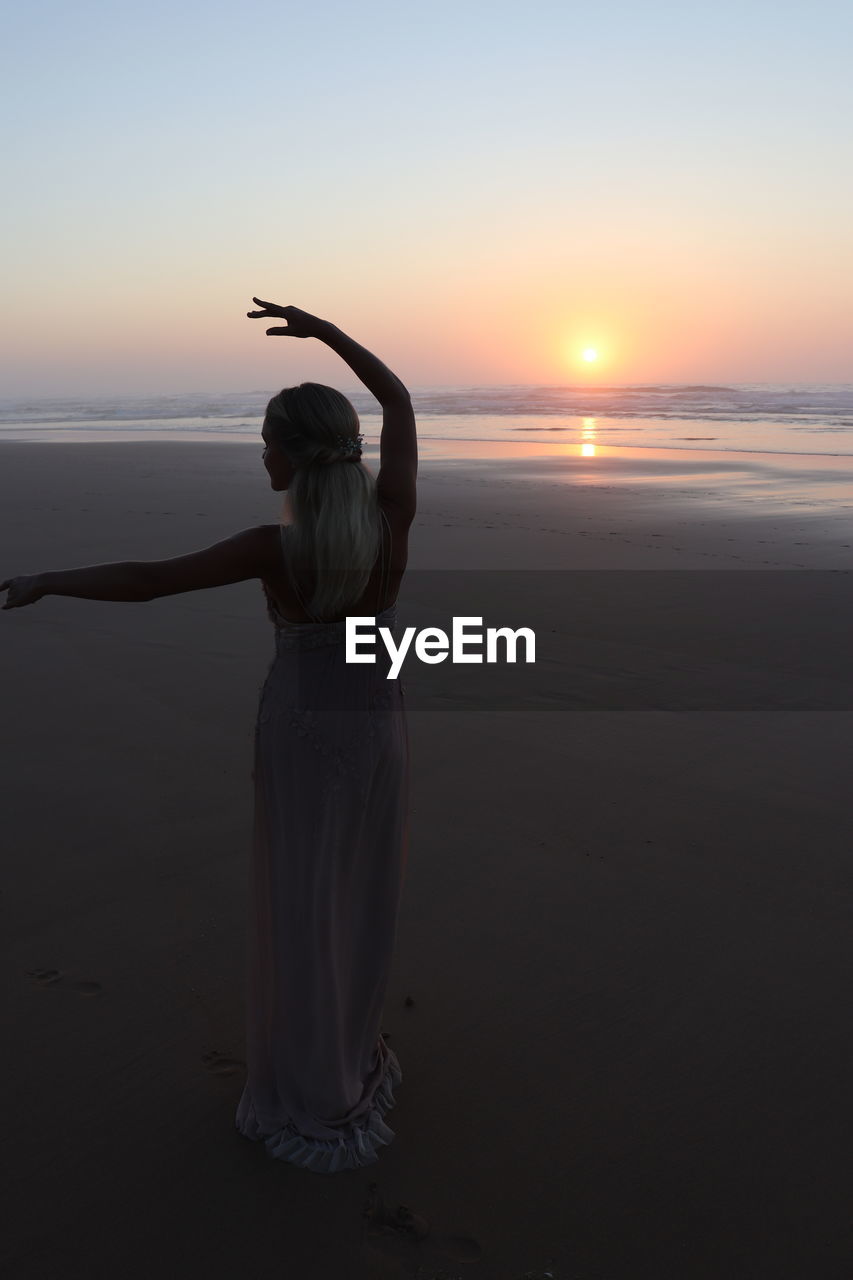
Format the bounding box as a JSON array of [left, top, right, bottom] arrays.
[[1, 299, 418, 1174], [236, 301, 417, 1172]]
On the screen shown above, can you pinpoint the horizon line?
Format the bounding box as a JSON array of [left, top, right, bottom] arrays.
[[2, 379, 853, 401]]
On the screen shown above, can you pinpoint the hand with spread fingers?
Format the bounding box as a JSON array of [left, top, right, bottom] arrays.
[[1, 575, 46, 610], [246, 299, 327, 339]]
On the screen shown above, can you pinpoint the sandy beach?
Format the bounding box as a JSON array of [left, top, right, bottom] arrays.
[[2, 439, 852, 1279]]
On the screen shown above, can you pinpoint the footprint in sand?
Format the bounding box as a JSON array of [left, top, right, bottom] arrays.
[[27, 968, 63, 986], [362, 1183, 482, 1269], [27, 970, 103, 994], [70, 981, 103, 996], [202, 1050, 244, 1077]]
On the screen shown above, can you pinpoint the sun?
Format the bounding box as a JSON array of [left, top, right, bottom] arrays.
[[582, 348, 598, 363]]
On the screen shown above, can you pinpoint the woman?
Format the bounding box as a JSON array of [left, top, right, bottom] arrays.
[[1, 301, 418, 1175]]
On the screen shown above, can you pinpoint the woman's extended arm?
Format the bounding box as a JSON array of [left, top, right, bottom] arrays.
[[1, 563, 150, 607], [1, 527, 272, 607]]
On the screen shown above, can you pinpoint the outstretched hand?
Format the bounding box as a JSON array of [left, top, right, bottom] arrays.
[[1, 575, 45, 610], [246, 299, 325, 338]]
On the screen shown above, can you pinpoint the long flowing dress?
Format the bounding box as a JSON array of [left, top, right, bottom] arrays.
[[235, 510, 409, 1174]]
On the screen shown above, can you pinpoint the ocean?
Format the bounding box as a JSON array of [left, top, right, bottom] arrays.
[[2, 384, 853, 456]]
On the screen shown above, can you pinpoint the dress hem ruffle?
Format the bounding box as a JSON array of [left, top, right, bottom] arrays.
[[235, 1046, 403, 1175]]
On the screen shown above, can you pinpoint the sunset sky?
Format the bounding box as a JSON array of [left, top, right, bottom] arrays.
[[2, 0, 851, 395]]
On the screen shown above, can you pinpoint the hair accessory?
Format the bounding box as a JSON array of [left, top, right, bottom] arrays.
[[336, 433, 363, 458]]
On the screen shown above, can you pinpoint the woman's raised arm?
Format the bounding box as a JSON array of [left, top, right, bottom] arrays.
[[248, 300, 418, 518]]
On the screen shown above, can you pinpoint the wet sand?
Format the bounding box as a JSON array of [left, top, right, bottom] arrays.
[[2, 440, 852, 1278]]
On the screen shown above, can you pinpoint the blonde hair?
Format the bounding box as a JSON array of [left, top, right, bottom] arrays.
[[265, 383, 380, 618]]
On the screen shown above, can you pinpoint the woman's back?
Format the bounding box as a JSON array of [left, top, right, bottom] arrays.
[[262, 502, 412, 625]]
